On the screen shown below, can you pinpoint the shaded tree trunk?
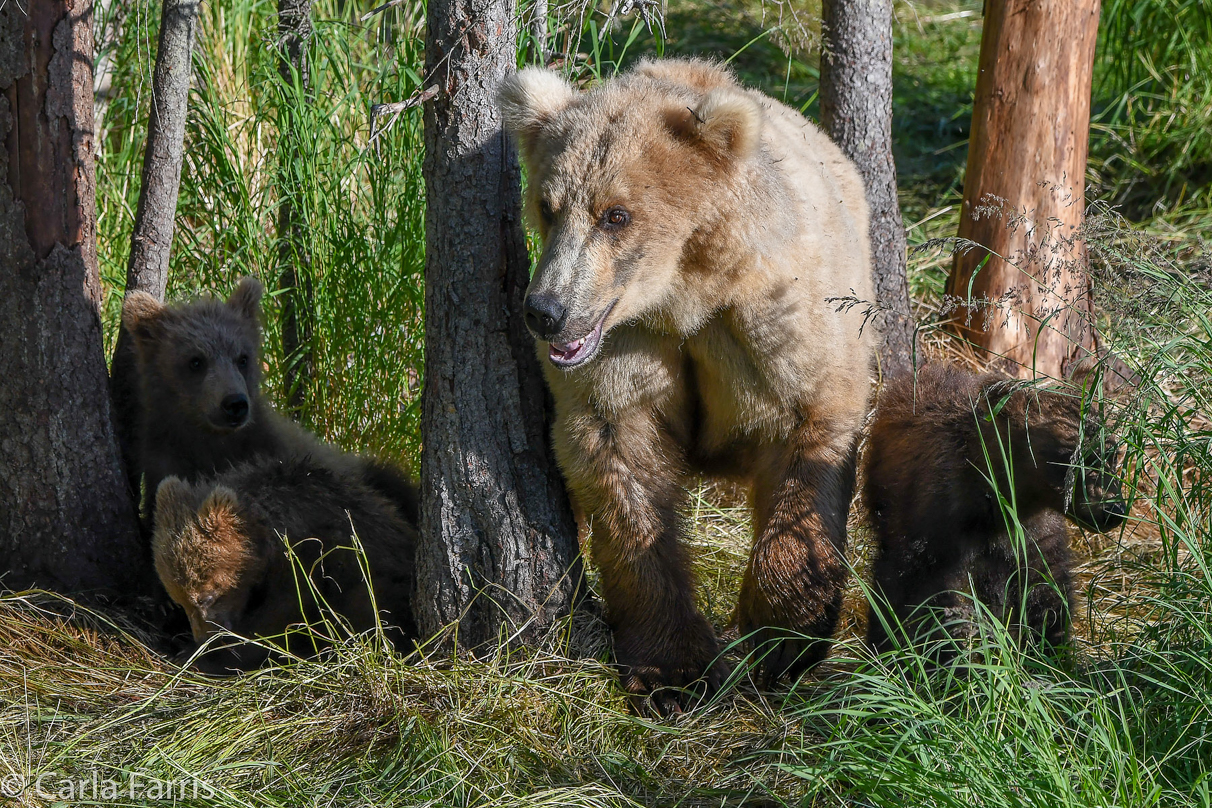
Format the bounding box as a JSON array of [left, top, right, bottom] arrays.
[[820, 0, 915, 378], [0, 0, 147, 594], [945, 0, 1100, 380], [417, 0, 583, 648], [109, 0, 200, 504], [277, 0, 313, 416]]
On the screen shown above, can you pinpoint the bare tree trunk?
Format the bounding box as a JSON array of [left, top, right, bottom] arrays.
[[945, 0, 1100, 380], [417, 0, 583, 648], [820, 0, 915, 378], [277, 0, 313, 416], [530, 0, 548, 63], [109, 0, 200, 504], [0, 0, 147, 594]]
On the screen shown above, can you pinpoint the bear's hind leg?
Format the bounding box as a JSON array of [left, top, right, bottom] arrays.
[[738, 422, 858, 683]]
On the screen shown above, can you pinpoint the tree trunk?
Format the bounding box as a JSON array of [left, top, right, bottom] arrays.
[[417, 0, 584, 648], [109, 0, 200, 503], [945, 0, 1100, 380], [820, 0, 915, 378], [0, 0, 147, 594], [277, 0, 313, 416], [530, 0, 548, 63]]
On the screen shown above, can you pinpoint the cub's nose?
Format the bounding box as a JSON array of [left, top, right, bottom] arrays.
[[221, 393, 249, 424], [524, 294, 567, 341], [1103, 499, 1128, 521]]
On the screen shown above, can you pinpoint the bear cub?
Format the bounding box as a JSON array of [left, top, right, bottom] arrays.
[[864, 363, 1128, 657], [121, 277, 418, 529], [153, 456, 417, 672]]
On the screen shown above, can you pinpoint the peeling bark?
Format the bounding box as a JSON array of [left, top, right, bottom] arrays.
[[945, 0, 1100, 380], [0, 0, 147, 595]]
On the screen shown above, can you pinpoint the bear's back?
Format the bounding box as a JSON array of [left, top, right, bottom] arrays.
[[229, 458, 417, 637]]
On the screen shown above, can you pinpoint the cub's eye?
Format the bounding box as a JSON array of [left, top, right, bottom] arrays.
[[236, 355, 249, 370], [600, 206, 631, 230], [197, 593, 216, 610], [539, 199, 555, 225], [188, 356, 205, 372]]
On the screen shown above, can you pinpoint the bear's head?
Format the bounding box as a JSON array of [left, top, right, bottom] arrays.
[[122, 277, 265, 433], [153, 476, 273, 648], [990, 384, 1128, 533], [499, 59, 763, 368]]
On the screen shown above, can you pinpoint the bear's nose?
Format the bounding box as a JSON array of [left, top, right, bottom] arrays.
[[221, 393, 249, 423], [524, 294, 567, 340]]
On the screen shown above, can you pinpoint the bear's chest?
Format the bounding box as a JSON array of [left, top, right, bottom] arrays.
[[682, 317, 802, 453]]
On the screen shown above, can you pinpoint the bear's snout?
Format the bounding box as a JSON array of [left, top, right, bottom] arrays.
[[524, 294, 568, 341], [221, 393, 250, 427]]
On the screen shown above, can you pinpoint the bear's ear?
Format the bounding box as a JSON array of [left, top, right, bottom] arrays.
[[196, 486, 244, 548], [666, 87, 762, 165], [498, 68, 577, 164], [154, 476, 199, 546], [227, 276, 264, 323], [122, 291, 168, 344]]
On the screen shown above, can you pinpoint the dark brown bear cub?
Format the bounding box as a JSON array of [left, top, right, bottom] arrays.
[[153, 456, 417, 672], [122, 278, 417, 529], [864, 363, 1128, 657]]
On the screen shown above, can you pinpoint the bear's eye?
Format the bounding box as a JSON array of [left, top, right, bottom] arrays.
[[600, 206, 631, 231], [188, 356, 205, 372], [196, 593, 216, 611], [539, 199, 555, 225], [236, 355, 249, 370]]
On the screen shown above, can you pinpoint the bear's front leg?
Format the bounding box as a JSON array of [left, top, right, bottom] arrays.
[[558, 409, 727, 714], [738, 422, 859, 683]]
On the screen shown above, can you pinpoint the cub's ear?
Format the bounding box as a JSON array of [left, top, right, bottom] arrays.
[[197, 485, 243, 545], [154, 477, 198, 546], [498, 68, 577, 164], [666, 87, 762, 164], [227, 276, 264, 323], [122, 291, 167, 344]]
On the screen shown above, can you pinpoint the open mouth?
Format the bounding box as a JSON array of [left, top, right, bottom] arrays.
[[549, 301, 616, 368]]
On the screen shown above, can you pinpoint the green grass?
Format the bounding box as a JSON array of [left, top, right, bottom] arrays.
[[5, 0, 1206, 805]]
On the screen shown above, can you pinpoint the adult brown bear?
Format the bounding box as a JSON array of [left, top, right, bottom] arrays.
[[863, 363, 1129, 658], [499, 58, 874, 709]]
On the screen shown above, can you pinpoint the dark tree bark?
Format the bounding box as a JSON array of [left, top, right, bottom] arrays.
[[277, 0, 313, 415], [820, 0, 915, 378], [0, 0, 147, 594], [945, 0, 1100, 381], [109, 0, 200, 502], [417, 0, 583, 648]]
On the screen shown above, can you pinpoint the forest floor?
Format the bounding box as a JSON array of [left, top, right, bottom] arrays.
[[3, 0, 1210, 806]]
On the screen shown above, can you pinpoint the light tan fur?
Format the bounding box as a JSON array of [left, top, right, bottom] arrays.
[[499, 58, 874, 709]]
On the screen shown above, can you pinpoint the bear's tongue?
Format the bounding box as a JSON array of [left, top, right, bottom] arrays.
[[550, 335, 588, 362]]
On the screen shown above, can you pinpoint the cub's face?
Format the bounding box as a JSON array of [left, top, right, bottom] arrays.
[[1026, 393, 1128, 533], [152, 479, 270, 645], [1067, 427, 1128, 532], [499, 64, 762, 368], [123, 277, 265, 433]]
